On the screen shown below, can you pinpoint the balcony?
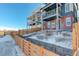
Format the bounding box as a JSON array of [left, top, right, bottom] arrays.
[[42, 8, 61, 20]]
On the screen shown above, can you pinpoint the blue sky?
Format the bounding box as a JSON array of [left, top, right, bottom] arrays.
[[0, 3, 41, 30]]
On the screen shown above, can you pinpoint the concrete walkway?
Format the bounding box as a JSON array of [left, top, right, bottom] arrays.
[[0, 35, 24, 56]]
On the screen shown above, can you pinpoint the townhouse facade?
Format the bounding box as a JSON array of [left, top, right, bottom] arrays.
[[41, 3, 74, 31], [28, 3, 79, 32]]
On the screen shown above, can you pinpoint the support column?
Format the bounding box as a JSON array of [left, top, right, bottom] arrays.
[[56, 3, 59, 32], [35, 13, 38, 28], [41, 10, 43, 31]]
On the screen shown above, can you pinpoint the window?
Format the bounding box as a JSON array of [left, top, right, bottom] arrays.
[[65, 17, 71, 26], [77, 10, 79, 22], [47, 21, 51, 29], [51, 22, 56, 29], [65, 4, 73, 13], [65, 4, 70, 13], [70, 4, 73, 11], [77, 10, 79, 18]]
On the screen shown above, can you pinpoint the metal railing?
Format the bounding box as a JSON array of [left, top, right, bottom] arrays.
[[43, 9, 56, 18], [42, 8, 61, 18]]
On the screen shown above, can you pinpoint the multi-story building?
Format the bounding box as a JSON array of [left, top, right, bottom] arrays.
[[23, 3, 79, 56], [41, 3, 74, 31], [28, 3, 75, 32], [27, 8, 42, 29]]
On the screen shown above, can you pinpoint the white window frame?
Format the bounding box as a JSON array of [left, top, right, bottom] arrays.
[[70, 4, 73, 11], [51, 22, 56, 29], [65, 4, 73, 13], [47, 21, 51, 29], [65, 17, 72, 26]]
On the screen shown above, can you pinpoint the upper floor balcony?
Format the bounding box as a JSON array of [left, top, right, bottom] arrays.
[[42, 7, 61, 20]]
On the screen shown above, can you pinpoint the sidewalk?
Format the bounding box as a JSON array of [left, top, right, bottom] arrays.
[[0, 35, 24, 56]]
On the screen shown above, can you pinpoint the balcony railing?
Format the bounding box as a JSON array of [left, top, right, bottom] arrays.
[[42, 8, 61, 19], [43, 9, 56, 18]]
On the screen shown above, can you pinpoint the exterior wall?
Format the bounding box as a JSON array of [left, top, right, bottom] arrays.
[[44, 20, 56, 30], [43, 18, 72, 31], [60, 3, 74, 31], [61, 4, 73, 16], [42, 3, 74, 31], [51, 20, 56, 30], [43, 22, 48, 30], [60, 16, 74, 31]]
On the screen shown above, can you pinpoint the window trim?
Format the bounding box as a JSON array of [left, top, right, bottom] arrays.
[[65, 4, 73, 13], [65, 4, 70, 13]]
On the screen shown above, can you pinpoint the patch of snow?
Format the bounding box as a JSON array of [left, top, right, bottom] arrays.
[[0, 35, 24, 56], [0, 35, 15, 43], [28, 31, 72, 49]]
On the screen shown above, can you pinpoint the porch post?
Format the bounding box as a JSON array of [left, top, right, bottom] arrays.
[[56, 3, 59, 32], [41, 9, 43, 32]]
